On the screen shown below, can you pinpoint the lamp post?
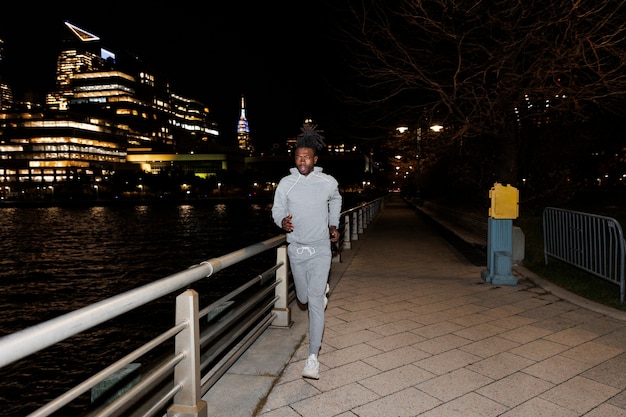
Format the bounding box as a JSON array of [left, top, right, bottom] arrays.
[[415, 113, 443, 201], [416, 126, 422, 195], [415, 113, 429, 199], [394, 126, 410, 193]]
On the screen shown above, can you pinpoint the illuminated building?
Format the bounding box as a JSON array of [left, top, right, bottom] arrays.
[[0, 23, 371, 199], [0, 83, 12, 111], [236, 94, 253, 154], [0, 21, 222, 194], [0, 109, 126, 185], [0, 38, 13, 111]]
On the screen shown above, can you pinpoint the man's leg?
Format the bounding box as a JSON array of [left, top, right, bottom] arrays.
[[289, 243, 331, 379], [306, 244, 331, 355], [288, 245, 310, 304]]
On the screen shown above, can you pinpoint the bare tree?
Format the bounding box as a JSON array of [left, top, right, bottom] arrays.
[[341, 0, 626, 191]]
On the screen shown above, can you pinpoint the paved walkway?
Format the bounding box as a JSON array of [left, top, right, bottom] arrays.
[[206, 195, 626, 417]]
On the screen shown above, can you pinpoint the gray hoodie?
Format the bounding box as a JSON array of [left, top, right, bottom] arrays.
[[272, 166, 342, 245]]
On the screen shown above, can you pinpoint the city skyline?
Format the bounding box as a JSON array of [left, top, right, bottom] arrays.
[[0, 1, 349, 150], [0, 15, 373, 201]]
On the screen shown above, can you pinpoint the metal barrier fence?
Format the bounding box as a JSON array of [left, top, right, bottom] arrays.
[[0, 196, 385, 417], [543, 207, 625, 303]]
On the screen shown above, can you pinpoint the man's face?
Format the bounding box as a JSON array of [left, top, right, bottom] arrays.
[[295, 147, 317, 176]]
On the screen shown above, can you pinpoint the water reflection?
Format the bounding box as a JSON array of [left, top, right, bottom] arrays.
[[0, 201, 279, 335], [0, 200, 283, 415]]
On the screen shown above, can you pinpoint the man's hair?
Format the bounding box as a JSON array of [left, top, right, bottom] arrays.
[[296, 122, 326, 154]]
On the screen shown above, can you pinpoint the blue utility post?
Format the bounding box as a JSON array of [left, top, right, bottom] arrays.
[[481, 183, 519, 285]]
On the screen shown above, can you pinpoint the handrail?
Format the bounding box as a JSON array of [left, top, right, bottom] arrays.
[[0, 234, 287, 369], [0, 196, 387, 416]]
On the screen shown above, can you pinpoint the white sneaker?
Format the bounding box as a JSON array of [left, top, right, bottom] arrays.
[[324, 283, 330, 309], [302, 354, 320, 379]]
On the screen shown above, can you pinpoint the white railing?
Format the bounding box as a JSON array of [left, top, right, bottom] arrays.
[[0, 196, 386, 417]]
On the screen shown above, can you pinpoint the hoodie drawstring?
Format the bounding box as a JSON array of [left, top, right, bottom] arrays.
[[296, 246, 316, 256]]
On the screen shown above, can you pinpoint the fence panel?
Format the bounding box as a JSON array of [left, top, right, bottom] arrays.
[[543, 207, 625, 303]]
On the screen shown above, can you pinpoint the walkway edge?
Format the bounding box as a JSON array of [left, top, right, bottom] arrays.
[[413, 199, 626, 322], [514, 264, 626, 322], [202, 215, 372, 416]]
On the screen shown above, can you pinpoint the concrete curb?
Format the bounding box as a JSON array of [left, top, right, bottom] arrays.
[[514, 264, 626, 322], [413, 198, 626, 322]]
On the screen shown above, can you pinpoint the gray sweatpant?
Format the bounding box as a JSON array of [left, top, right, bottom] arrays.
[[288, 240, 331, 355]]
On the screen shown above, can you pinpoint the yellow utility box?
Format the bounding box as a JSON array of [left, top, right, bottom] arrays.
[[488, 182, 519, 219]]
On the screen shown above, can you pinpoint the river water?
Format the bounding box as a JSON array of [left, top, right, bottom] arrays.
[[0, 199, 287, 415], [0, 194, 370, 415]]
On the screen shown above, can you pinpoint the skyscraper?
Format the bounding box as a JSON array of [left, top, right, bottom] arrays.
[[0, 38, 13, 111], [0, 21, 221, 197], [237, 94, 253, 154]]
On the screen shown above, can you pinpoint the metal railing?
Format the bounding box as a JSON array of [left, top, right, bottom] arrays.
[[0, 196, 386, 417], [543, 207, 625, 303], [336, 197, 383, 254]]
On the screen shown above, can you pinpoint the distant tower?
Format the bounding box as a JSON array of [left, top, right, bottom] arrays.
[[237, 95, 253, 154], [0, 38, 13, 110], [0, 38, 4, 80], [46, 22, 107, 110]]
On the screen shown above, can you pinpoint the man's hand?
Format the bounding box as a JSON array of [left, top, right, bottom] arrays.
[[329, 226, 339, 242], [282, 214, 294, 232]]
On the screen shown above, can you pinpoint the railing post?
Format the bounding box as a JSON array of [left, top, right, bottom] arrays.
[[272, 245, 292, 327], [351, 211, 359, 241], [358, 208, 364, 234], [342, 214, 352, 249], [167, 289, 207, 417]]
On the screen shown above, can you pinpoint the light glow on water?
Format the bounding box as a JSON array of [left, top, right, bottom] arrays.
[[0, 200, 278, 416]]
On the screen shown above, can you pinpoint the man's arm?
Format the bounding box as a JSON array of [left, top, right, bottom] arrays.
[[271, 184, 288, 229], [328, 182, 342, 229]]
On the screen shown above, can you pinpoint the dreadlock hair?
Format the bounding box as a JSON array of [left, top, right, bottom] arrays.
[[296, 122, 326, 155]]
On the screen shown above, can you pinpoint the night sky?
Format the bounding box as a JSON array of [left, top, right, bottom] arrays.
[[0, 1, 354, 150]]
